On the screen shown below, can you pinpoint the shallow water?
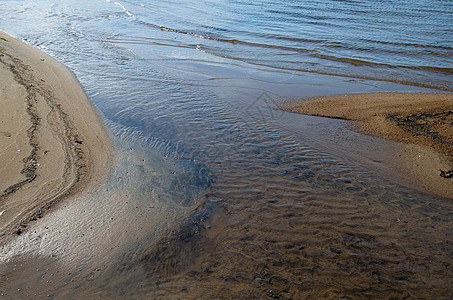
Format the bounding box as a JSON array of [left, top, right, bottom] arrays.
[[0, 0, 452, 298]]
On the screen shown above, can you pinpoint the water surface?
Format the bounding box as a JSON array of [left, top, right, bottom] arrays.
[[0, 0, 452, 298]]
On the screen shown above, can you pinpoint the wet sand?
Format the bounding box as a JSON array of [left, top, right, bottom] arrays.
[[0, 31, 111, 243], [281, 93, 453, 200]]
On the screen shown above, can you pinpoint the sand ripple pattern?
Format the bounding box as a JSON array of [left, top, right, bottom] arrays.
[[94, 87, 453, 298], [84, 60, 453, 298], [140, 132, 453, 298]]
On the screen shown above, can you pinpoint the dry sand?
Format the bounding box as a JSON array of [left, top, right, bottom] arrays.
[[281, 92, 453, 199], [0, 31, 111, 242]]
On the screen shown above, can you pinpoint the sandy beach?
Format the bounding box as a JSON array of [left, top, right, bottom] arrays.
[[0, 31, 111, 242], [281, 92, 453, 199]]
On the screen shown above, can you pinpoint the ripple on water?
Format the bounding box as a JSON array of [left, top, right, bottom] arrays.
[[0, 0, 452, 297], [138, 154, 453, 299]]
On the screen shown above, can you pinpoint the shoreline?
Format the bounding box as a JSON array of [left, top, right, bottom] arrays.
[[281, 92, 453, 200], [0, 31, 112, 242]]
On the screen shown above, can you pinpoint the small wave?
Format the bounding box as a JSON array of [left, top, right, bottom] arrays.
[[360, 38, 453, 51], [315, 53, 453, 74], [136, 20, 314, 54], [108, 0, 135, 18]]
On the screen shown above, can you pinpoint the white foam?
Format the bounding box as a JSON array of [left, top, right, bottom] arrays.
[[113, 1, 135, 18]]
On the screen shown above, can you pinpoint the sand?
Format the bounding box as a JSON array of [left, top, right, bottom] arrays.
[[281, 92, 453, 199], [0, 31, 111, 241]]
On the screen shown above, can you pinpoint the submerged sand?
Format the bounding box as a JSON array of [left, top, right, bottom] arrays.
[[281, 92, 453, 199], [0, 31, 111, 242]]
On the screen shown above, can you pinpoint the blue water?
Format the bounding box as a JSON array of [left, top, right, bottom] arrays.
[[2, 0, 453, 89], [1, 0, 452, 298]]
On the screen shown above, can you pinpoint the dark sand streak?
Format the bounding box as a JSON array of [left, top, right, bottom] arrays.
[[0, 32, 111, 244], [0, 45, 85, 237]]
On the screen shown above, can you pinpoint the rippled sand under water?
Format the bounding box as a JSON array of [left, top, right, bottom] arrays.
[[1, 105, 453, 299], [137, 110, 452, 299], [142, 160, 452, 298]]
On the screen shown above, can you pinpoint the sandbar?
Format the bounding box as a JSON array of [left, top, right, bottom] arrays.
[[0, 31, 111, 242], [281, 92, 453, 199]]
